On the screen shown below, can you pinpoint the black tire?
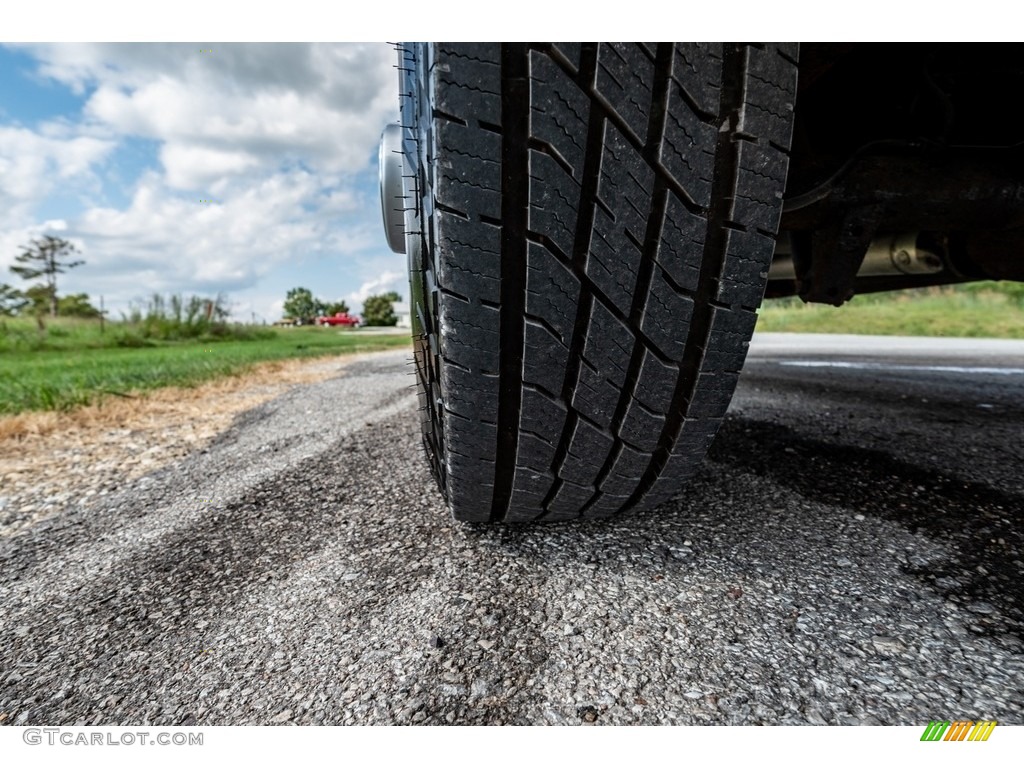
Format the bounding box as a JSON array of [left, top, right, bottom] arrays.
[[399, 43, 797, 522]]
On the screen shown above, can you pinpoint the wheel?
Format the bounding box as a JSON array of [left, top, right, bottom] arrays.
[[393, 43, 798, 522]]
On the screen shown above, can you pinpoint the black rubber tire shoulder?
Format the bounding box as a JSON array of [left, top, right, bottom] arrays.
[[400, 43, 798, 522]]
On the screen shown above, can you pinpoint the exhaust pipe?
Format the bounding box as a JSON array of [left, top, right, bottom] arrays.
[[768, 231, 945, 281]]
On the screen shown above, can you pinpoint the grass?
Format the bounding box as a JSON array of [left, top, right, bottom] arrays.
[[0, 318, 409, 415], [757, 282, 1024, 339], [6, 281, 1021, 415], [0, 293, 274, 353]]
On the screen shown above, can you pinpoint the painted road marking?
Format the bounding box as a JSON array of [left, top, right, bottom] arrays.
[[778, 361, 1024, 375]]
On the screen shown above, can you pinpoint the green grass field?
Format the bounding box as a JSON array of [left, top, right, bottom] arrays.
[[0, 318, 409, 415], [3, 280, 1023, 416], [757, 283, 1024, 339]]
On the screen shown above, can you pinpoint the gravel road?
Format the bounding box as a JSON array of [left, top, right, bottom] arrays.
[[1, 335, 1022, 725]]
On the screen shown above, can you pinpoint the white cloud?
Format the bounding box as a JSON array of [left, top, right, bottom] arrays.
[[347, 270, 407, 308], [25, 42, 398, 187], [73, 170, 319, 285], [0, 125, 114, 218], [160, 144, 260, 190]]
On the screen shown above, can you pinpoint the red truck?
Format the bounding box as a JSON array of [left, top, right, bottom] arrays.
[[316, 312, 361, 328]]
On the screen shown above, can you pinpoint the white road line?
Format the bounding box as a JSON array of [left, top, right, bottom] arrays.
[[778, 361, 1024, 375]]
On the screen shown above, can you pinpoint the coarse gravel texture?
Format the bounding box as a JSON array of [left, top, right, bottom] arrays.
[[0, 355, 366, 537], [1, 340, 1022, 726]]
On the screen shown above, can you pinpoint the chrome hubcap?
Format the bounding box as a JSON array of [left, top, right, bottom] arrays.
[[379, 123, 406, 254]]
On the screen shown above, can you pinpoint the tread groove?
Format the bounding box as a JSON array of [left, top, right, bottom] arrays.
[[582, 43, 674, 515], [547, 51, 706, 216], [536, 43, 604, 521], [432, 108, 469, 126], [626, 43, 748, 511], [491, 43, 532, 522], [524, 230, 681, 368], [528, 137, 575, 177], [435, 202, 469, 220]]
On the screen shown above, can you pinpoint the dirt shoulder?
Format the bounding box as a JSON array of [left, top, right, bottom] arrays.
[[0, 354, 359, 537]]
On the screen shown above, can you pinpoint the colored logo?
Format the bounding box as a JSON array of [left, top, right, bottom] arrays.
[[920, 720, 997, 741]]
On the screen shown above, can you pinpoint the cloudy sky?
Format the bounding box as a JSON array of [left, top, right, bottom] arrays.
[[0, 42, 402, 321]]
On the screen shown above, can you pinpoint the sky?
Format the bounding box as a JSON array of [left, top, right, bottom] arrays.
[[0, 42, 403, 322]]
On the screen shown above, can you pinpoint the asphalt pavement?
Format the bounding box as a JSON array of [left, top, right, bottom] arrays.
[[1, 334, 1021, 725]]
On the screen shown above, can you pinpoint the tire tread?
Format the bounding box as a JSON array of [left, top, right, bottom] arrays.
[[404, 42, 798, 522]]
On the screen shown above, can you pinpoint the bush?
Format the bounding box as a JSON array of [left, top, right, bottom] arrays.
[[114, 332, 156, 348], [57, 293, 102, 318], [362, 292, 401, 326], [123, 292, 233, 340]]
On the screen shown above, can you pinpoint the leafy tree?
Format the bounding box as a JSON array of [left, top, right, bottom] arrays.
[[323, 299, 350, 316], [0, 283, 28, 316], [10, 236, 84, 316], [282, 287, 325, 323], [362, 291, 402, 326], [23, 285, 55, 315], [57, 293, 102, 318]]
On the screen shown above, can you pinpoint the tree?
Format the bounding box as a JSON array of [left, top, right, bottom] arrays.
[[282, 287, 325, 323], [323, 299, 350, 316], [57, 293, 102, 318], [0, 283, 28, 316], [362, 291, 402, 326], [10, 236, 84, 317], [23, 285, 55, 316]]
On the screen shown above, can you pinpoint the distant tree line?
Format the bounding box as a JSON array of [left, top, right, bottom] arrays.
[[281, 287, 403, 326], [282, 287, 349, 324]]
